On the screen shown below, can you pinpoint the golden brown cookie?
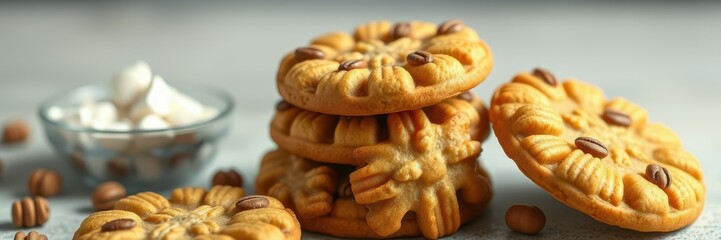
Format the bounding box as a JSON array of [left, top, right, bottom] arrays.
[[489, 68, 705, 232], [270, 91, 489, 165], [276, 20, 493, 116], [256, 149, 492, 239], [73, 186, 301, 240]]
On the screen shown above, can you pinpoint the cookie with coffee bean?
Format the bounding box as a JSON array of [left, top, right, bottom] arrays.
[[276, 20, 493, 116], [489, 68, 705, 231], [73, 185, 301, 240], [270, 91, 489, 165], [256, 149, 492, 239]]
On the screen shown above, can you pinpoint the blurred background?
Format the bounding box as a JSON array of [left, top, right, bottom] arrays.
[[1, 1, 720, 239]]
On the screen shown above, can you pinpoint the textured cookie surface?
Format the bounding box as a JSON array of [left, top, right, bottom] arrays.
[[489, 69, 705, 232], [73, 186, 301, 240], [256, 149, 492, 239], [270, 92, 489, 165], [277, 20, 493, 116]]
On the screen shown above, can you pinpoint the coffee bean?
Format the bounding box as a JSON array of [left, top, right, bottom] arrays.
[[235, 195, 270, 211], [27, 169, 63, 197], [101, 218, 137, 232], [406, 51, 434, 66], [92, 181, 127, 211], [275, 100, 294, 111], [14, 231, 48, 240], [456, 91, 474, 102], [574, 137, 608, 159], [532, 67, 558, 86], [506, 205, 545, 235], [391, 22, 411, 40], [437, 19, 464, 35], [601, 109, 632, 127], [2, 120, 29, 144], [338, 59, 367, 71], [212, 169, 243, 187], [294, 47, 325, 61], [11, 197, 48, 228], [646, 164, 671, 189]]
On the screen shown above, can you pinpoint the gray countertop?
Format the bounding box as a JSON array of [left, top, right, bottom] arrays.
[[1, 1, 720, 239]]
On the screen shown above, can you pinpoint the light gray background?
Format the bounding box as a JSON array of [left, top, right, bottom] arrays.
[[1, 1, 720, 239]]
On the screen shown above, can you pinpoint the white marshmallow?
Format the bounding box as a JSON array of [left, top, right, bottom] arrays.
[[138, 114, 170, 130], [47, 106, 65, 121], [91, 119, 133, 151], [164, 90, 205, 126], [130, 75, 174, 121], [112, 61, 152, 109]]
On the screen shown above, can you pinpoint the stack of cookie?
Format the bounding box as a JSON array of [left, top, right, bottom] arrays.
[[257, 20, 495, 239]]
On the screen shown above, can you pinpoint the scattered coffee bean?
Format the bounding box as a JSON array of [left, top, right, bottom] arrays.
[[646, 164, 671, 189], [391, 22, 412, 40], [294, 47, 325, 61], [11, 197, 49, 228], [574, 137, 608, 159], [437, 19, 464, 35], [27, 169, 63, 197], [406, 51, 434, 66], [601, 109, 632, 127], [92, 181, 127, 211], [505, 204, 545, 235], [532, 67, 558, 86], [14, 231, 48, 240], [456, 91, 474, 102], [212, 169, 243, 187], [275, 100, 294, 111], [235, 195, 270, 211], [2, 120, 29, 144], [338, 59, 367, 71], [101, 218, 137, 232]]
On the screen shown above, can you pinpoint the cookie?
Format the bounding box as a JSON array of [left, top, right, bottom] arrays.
[[73, 186, 301, 240], [256, 149, 492, 239], [489, 68, 705, 232], [276, 20, 493, 116], [270, 91, 489, 165]]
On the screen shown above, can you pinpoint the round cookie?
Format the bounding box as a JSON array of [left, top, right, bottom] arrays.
[[489, 68, 705, 232], [276, 20, 494, 116], [73, 186, 301, 240], [271, 91, 489, 165], [256, 149, 492, 239]]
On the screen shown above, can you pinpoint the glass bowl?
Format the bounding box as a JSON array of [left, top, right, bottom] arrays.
[[37, 83, 234, 192]]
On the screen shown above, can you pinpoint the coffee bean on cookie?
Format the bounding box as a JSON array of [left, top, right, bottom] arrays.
[[437, 19, 464, 35], [338, 59, 367, 71], [295, 47, 325, 61], [212, 169, 243, 187], [11, 197, 49, 228], [391, 22, 411, 40], [574, 137, 608, 159], [406, 51, 433, 66], [2, 120, 29, 144], [92, 181, 127, 211], [235, 195, 270, 211], [532, 67, 558, 86], [646, 164, 671, 189], [505, 205, 545, 235], [602, 109, 632, 127], [27, 169, 63, 197], [101, 218, 137, 232]]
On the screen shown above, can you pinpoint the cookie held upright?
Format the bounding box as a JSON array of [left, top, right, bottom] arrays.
[[489, 68, 705, 232], [276, 20, 493, 116]]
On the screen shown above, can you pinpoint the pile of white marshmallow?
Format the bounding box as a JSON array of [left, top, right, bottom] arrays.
[[48, 61, 218, 131]]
